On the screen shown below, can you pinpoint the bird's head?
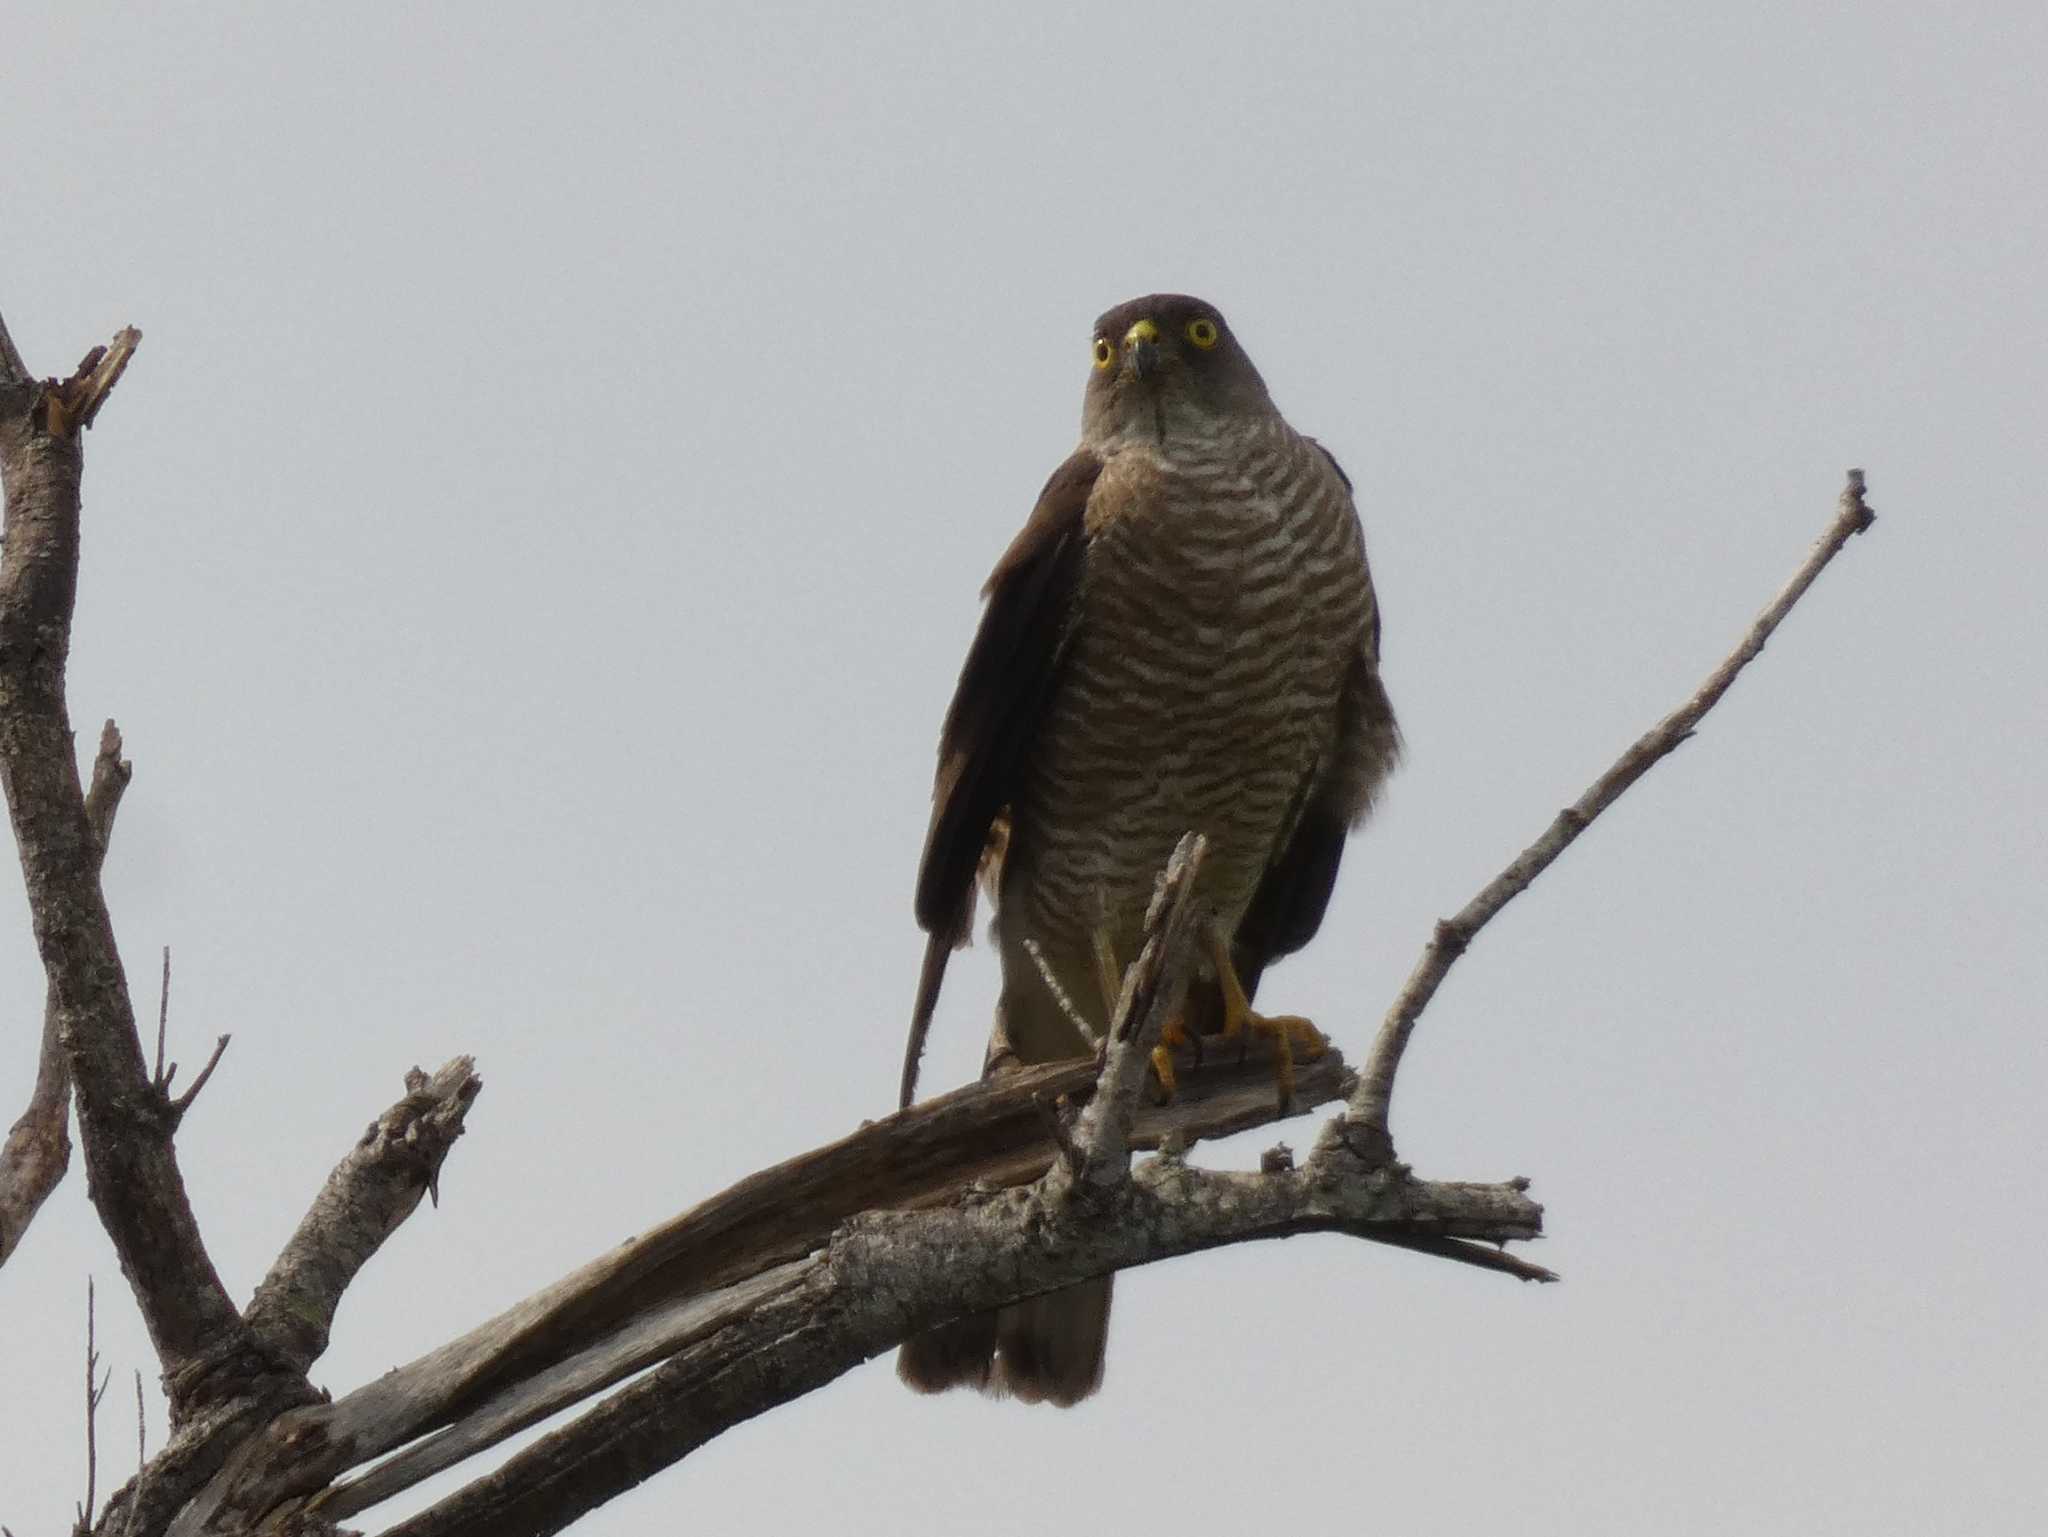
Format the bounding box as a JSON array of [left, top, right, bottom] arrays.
[[1081, 294, 1274, 444]]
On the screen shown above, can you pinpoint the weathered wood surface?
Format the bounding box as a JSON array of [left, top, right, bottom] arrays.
[[291, 1039, 1360, 1510]]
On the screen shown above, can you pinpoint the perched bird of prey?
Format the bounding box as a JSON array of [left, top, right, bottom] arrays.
[[896, 294, 1399, 1406]]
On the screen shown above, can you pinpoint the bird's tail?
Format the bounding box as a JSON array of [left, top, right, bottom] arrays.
[[897, 983, 1113, 1406], [899, 931, 952, 1110], [897, 1278, 1112, 1407], [993, 1277, 1113, 1404]]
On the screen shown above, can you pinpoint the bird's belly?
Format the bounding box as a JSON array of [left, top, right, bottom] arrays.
[[999, 509, 1363, 956]]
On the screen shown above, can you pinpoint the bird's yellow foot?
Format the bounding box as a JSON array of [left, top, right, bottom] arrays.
[[1149, 1013, 1194, 1100], [1094, 924, 1192, 1099], [1208, 927, 1328, 1109]]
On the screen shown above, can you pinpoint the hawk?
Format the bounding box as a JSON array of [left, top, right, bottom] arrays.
[[896, 294, 1399, 1406]]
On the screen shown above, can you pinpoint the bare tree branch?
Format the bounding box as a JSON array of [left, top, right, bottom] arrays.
[[372, 1160, 1538, 1537], [0, 316, 272, 1420], [1340, 472, 1879, 1159], [245, 1059, 484, 1375], [83, 722, 131, 849], [379, 1041, 1351, 1457], [1066, 831, 1209, 1183], [1, 722, 129, 1269], [122, 1369, 153, 1537], [161, 1035, 1365, 1532], [78, 1277, 113, 1535], [153, 946, 170, 1085], [0, 1004, 77, 1268], [0, 309, 29, 390], [163, 1036, 231, 1124], [315, 1262, 811, 1521], [45, 330, 141, 439], [138, 946, 231, 1126], [96, 1054, 486, 1537]]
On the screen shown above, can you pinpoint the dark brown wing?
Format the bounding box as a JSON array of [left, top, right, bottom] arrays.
[[1225, 444, 1399, 1003], [898, 450, 1099, 1107], [1231, 651, 1399, 988]]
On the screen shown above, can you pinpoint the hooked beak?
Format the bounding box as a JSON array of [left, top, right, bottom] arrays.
[[1123, 318, 1160, 381]]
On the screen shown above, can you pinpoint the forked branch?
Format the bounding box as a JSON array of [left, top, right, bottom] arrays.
[[0, 313, 261, 1412]]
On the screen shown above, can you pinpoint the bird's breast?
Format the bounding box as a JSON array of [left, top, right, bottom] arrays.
[[999, 423, 1369, 951]]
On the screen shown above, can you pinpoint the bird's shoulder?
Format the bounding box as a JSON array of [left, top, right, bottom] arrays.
[[1306, 434, 1354, 494], [980, 448, 1102, 593]]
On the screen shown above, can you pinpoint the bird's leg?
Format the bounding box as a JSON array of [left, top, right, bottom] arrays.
[[1093, 924, 1196, 1099], [1207, 924, 1328, 1109]]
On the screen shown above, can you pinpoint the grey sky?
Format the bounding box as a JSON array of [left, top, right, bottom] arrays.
[[5, 4, 2043, 1533]]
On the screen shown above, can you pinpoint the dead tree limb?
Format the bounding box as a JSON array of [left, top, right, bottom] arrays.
[[0, 313, 264, 1411], [0, 721, 127, 1268], [99, 1061, 486, 1537], [174, 848, 1541, 1537], [1338, 472, 1878, 1162], [375, 1171, 1535, 1537], [246, 1059, 485, 1376], [164, 1033, 1389, 1533]]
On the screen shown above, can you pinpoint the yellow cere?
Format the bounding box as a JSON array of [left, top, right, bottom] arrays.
[[1092, 338, 1115, 370], [1123, 318, 1161, 347], [1186, 317, 1219, 349]]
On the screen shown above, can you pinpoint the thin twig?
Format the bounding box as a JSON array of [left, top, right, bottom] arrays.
[[0, 306, 28, 388], [1361, 1230, 1560, 1283], [84, 722, 133, 850], [154, 948, 170, 1086], [1345, 471, 1878, 1153], [1021, 937, 1098, 1048], [166, 1035, 230, 1122], [78, 1278, 111, 1534], [122, 1369, 148, 1537]]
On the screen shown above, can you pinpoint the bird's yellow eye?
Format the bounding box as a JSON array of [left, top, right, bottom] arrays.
[[1186, 317, 1220, 350], [1092, 337, 1115, 370]]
